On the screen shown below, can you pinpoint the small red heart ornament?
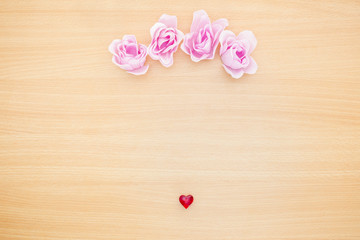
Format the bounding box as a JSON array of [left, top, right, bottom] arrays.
[[179, 195, 194, 209]]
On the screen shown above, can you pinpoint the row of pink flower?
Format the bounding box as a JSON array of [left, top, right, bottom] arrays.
[[109, 10, 257, 79]]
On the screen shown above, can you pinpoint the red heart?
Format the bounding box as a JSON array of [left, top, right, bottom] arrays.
[[179, 195, 194, 209]]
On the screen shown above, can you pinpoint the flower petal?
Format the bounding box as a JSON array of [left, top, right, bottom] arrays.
[[206, 19, 228, 59], [127, 65, 149, 75], [125, 43, 138, 56], [207, 45, 217, 59], [219, 30, 235, 55], [181, 32, 194, 55], [112, 56, 133, 71], [176, 29, 184, 43], [243, 57, 257, 74], [223, 64, 244, 79], [190, 10, 211, 33], [180, 41, 189, 55], [190, 51, 209, 62], [108, 39, 122, 55], [219, 30, 235, 46], [213, 18, 229, 29], [159, 14, 177, 28], [159, 52, 174, 67], [148, 45, 160, 60], [122, 35, 137, 43], [221, 49, 235, 67], [237, 30, 257, 53], [150, 22, 166, 38]]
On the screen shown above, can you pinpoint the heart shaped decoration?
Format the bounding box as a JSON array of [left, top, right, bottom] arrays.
[[179, 194, 194, 209]]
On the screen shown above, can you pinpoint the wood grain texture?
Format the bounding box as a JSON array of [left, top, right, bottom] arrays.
[[1, 0, 360, 239]]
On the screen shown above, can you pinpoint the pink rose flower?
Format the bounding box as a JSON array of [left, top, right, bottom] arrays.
[[108, 35, 149, 75], [181, 10, 228, 62], [219, 30, 257, 79], [148, 14, 184, 67]]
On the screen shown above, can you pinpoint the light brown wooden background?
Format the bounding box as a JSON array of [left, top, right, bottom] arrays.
[[1, 0, 360, 239]]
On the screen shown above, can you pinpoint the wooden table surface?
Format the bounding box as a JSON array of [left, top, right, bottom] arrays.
[[1, 1, 360, 239]]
